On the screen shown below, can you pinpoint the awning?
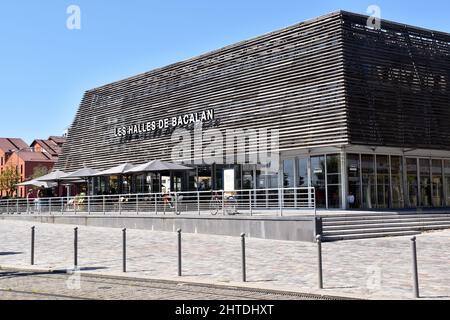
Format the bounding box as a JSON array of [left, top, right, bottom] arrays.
[[125, 160, 192, 173], [94, 163, 135, 176], [35, 170, 69, 182], [16, 179, 57, 188], [61, 168, 100, 180]]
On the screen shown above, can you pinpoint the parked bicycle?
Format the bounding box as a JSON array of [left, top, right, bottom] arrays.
[[163, 193, 184, 215], [209, 191, 238, 215]]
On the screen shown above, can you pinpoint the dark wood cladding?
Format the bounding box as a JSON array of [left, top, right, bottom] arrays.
[[56, 11, 450, 173], [341, 12, 450, 150], [56, 12, 347, 171]]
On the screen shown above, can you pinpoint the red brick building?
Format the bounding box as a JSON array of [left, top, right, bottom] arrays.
[[0, 136, 66, 198]]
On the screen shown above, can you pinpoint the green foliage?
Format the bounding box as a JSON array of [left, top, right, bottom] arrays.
[[32, 165, 50, 180], [0, 165, 21, 198]]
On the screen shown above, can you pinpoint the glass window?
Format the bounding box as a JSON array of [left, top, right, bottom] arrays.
[[376, 155, 390, 209], [187, 168, 198, 191], [256, 166, 266, 189], [347, 154, 361, 209], [282, 159, 295, 207], [361, 155, 376, 209], [419, 159, 431, 207], [297, 158, 308, 187], [242, 164, 254, 189], [445, 160, 450, 207], [283, 159, 295, 188], [197, 166, 212, 191], [326, 154, 341, 208], [122, 175, 132, 194], [311, 156, 326, 208], [406, 158, 418, 207], [391, 156, 404, 208], [431, 159, 443, 207], [109, 176, 119, 194], [135, 174, 147, 194]]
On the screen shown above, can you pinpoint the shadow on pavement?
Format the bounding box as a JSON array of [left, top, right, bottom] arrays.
[[0, 252, 23, 256]]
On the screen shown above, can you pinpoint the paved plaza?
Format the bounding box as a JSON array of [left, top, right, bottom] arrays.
[[0, 220, 449, 300], [0, 269, 315, 300]]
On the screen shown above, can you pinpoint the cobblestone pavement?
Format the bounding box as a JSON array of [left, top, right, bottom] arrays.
[[0, 220, 449, 300], [0, 269, 317, 300]]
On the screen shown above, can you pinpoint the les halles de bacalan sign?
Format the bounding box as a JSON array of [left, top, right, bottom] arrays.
[[114, 108, 219, 141]]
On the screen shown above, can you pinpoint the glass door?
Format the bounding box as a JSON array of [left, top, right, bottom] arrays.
[[431, 159, 443, 207], [376, 155, 390, 209], [419, 159, 431, 207], [311, 156, 326, 208], [390, 156, 404, 208], [326, 154, 341, 208], [406, 158, 418, 207], [347, 154, 361, 209], [361, 155, 376, 209]]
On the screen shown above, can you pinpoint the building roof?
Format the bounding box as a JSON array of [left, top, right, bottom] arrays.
[[0, 138, 28, 153], [48, 136, 67, 145], [16, 151, 55, 163], [30, 138, 64, 157]]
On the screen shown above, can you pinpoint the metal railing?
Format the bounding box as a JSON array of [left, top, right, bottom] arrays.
[[0, 187, 315, 217]]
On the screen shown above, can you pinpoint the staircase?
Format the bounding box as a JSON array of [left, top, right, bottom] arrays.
[[320, 212, 450, 242]]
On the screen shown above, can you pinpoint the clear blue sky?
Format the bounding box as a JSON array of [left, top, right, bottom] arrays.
[[1, 0, 449, 144]]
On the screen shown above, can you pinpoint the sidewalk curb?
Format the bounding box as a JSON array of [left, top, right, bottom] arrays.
[[0, 265, 361, 300]]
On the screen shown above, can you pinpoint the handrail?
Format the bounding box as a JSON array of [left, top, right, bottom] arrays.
[[0, 187, 316, 216]]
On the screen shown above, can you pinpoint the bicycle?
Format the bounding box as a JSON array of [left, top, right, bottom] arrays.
[[164, 193, 183, 215], [209, 192, 238, 215]]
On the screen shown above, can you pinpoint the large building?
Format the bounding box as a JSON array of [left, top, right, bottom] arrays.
[[0, 136, 66, 198], [56, 11, 450, 210]]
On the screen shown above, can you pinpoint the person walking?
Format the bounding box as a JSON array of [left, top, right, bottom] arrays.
[[26, 189, 34, 214], [35, 186, 45, 212]]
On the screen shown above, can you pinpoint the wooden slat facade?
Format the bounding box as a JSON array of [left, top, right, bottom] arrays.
[[56, 11, 450, 172], [341, 12, 450, 149]]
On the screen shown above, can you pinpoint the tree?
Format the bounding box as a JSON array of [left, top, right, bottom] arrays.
[[32, 165, 50, 180], [0, 166, 21, 198]]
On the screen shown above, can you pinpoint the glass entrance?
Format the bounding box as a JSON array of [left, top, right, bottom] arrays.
[[431, 159, 443, 207], [347, 154, 361, 209], [406, 158, 418, 207], [311, 156, 326, 208], [419, 159, 431, 207], [376, 155, 390, 209], [361, 155, 376, 209], [391, 156, 404, 208]]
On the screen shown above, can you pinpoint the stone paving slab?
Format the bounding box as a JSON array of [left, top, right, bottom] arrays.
[[0, 269, 311, 300], [0, 220, 449, 300]]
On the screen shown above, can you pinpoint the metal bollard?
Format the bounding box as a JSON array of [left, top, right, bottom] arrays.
[[177, 229, 182, 276], [249, 190, 253, 216], [241, 233, 247, 282], [123, 228, 127, 273], [316, 234, 323, 289], [136, 194, 139, 215], [197, 192, 200, 215], [74, 227, 78, 268], [411, 237, 420, 298], [31, 226, 35, 265]]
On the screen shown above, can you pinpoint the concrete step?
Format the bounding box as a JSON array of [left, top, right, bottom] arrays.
[[321, 214, 450, 222], [318, 210, 450, 216], [322, 224, 450, 236], [322, 230, 421, 242], [324, 221, 450, 231], [323, 217, 450, 226]]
